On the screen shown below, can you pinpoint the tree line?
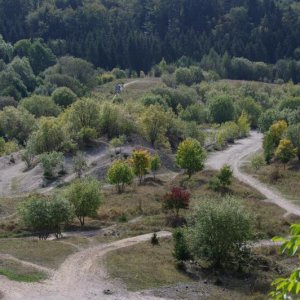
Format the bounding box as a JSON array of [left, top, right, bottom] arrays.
[[1, 0, 300, 73]]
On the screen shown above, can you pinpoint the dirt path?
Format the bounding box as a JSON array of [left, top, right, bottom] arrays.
[[0, 231, 171, 300], [206, 131, 300, 216]]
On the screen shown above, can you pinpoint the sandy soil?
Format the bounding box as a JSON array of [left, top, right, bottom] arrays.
[[206, 131, 300, 216], [0, 231, 171, 300]]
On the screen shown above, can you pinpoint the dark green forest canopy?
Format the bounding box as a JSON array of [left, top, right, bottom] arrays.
[[1, 0, 300, 71]]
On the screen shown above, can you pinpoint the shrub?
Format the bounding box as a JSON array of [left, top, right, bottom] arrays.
[[39, 151, 63, 179], [112, 68, 126, 79], [18, 195, 74, 240], [64, 177, 102, 226], [209, 165, 233, 192], [189, 197, 252, 269], [275, 139, 297, 168], [237, 112, 250, 138], [129, 149, 151, 184], [209, 95, 235, 123], [52, 87, 77, 107], [163, 187, 190, 218], [150, 233, 159, 246], [20, 95, 61, 117], [176, 138, 206, 178], [73, 152, 87, 178], [100, 73, 115, 84], [250, 153, 265, 171], [0, 96, 18, 110], [107, 160, 134, 193], [150, 154, 161, 179], [173, 228, 191, 261]]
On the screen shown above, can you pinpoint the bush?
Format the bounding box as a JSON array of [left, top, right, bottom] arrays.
[[112, 68, 126, 79], [209, 165, 233, 192], [64, 177, 102, 226], [163, 187, 190, 218], [176, 138, 206, 178], [20, 95, 61, 117], [100, 73, 115, 84], [39, 151, 63, 179], [18, 195, 74, 240], [173, 228, 191, 261], [250, 153, 265, 171], [209, 95, 235, 123], [52, 87, 77, 107], [107, 160, 134, 193], [0, 96, 18, 110], [189, 197, 252, 269]]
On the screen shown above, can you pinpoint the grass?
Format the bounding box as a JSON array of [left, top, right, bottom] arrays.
[[0, 258, 47, 282], [0, 239, 77, 269], [105, 238, 192, 291], [243, 159, 300, 205], [173, 170, 290, 238]]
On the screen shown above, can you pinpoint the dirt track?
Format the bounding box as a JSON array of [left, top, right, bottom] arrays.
[[206, 131, 300, 216], [0, 231, 171, 300]]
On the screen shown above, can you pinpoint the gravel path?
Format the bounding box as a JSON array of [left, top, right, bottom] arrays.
[[0, 231, 171, 300], [206, 131, 300, 216]]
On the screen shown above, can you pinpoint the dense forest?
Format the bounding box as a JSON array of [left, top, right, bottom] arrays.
[[1, 0, 300, 73]]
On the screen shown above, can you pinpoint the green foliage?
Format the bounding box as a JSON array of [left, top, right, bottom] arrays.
[[139, 105, 172, 147], [39, 151, 63, 179], [29, 117, 68, 154], [237, 97, 262, 128], [287, 124, 300, 160], [180, 103, 207, 124], [189, 197, 252, 268], [111, 68, 126, 79], [237, 112, 250, 138], [107, 160, 134, 193], [0, 106, 36, 143], [100, 73, 115, 84], [72, 152, 87, 178], [142, 94, 168, 111], [129, 149, 151, 184], [0, 96, 18, 110], [18, 195, 73, 239], [275, 139, 297, 167], [64, 177, 102, 226], [176, 138, 206, 178], [150, 154, 161, 179], [173, 228, 191, 261], [209, 95, 235, 123], [270, 224, 300, 299], [209, 165, 233, 192], [250, 153, 266, 171], [52, 87, 77, 108], [216, 121, 240, 147], [20, 95, 61, 117]]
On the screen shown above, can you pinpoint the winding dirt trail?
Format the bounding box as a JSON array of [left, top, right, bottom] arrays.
[[206, 131, 300, 216], [0, 231, 171, 300]]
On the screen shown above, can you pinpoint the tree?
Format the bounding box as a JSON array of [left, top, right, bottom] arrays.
[[39, 151, 63, 179], [73, 152, 87, 178], [237, 97, 262, 128], [163, 187, 190, 218], [250, 153, 265, 171], [0, 106, 36, 144], [20, 95, 61, 117], [287, 124, 300, 160], [237, 112, 250, 138], [209, 164, 233, 193], [52, 87, 77, 107], [29, 117, 68, 154], [107, 160, 134, 193], [0, 96, 18, 110], [139, 105, 172, 147], [209, 96, 235, 123], [173, 228, 191, 261], [21, 138, 36, 170], [18, 195, 74, 240], [275, 139, 297, 169], [270, 224, 300, 299], [130, 149, 151, 184], [64, 177, 102, 226], [189, 197, 252, 268], [176, 138, 206, 178], [150, 154, 161, 179]]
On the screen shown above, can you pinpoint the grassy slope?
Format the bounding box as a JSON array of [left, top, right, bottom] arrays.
[[0, 258, 47, 282]]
